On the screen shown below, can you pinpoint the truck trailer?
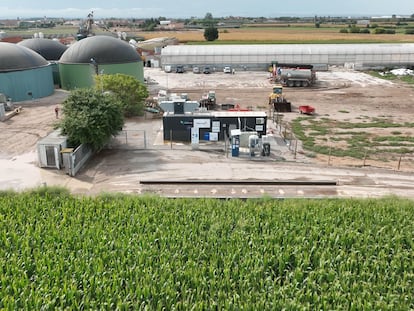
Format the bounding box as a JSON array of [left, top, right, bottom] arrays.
[[270, 62, 316, 87]]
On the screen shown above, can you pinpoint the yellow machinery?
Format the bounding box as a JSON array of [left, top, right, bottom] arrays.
[[268, 84, 284, 104], [268, 84, 292, 112]]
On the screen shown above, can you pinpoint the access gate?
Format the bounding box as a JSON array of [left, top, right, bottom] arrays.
[[108, 130, 147, 150]]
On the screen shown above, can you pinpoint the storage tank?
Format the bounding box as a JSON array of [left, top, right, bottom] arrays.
[[279, 68, 315, 87], [59, 35, 144, 90], [0, 42, 54, 102], [18, 38, 68, 86]]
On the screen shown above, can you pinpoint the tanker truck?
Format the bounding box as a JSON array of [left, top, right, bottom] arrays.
[[270, 62, 316, 87]]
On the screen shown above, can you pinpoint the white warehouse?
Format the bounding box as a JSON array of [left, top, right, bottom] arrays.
[[161, 43, 414, 71]]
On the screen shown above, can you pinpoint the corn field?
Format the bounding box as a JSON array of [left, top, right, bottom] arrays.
[[1, 192, 413, 309]]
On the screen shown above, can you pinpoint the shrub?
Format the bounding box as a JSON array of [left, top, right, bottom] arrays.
[[374, 28, 386, 34], [349, 26, 361, 33], [339, 28, 348, 33]]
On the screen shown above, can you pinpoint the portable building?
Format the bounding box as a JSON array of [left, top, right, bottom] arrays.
[[163, 111, 267, 142], [37, 130, 68, 169]]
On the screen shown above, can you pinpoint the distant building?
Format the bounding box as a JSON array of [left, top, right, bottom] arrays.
[[356, 20, 370, 26]]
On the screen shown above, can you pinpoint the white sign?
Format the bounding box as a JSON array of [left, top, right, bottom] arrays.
[[212, 121, 220, 132], [209, 132, 218, 141], [255, 125, 264, 132], [194, 119, 211, 129], [191, 127, 199, 145]]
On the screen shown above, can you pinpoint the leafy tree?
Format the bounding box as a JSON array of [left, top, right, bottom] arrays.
[[139, 18, 160, 31], [95, 74, 149, 117], [204, 26, 219, 41], [374, 28, 386, 34], [59, 88, 124, 150], [349, 26, 361, 33]]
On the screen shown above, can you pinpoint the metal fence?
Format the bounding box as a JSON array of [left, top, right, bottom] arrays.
[[108, 130, 147, 150], [62, 144, 93, 177]]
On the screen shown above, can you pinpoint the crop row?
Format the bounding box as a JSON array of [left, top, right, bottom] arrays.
[[0, 192, 413, 309]]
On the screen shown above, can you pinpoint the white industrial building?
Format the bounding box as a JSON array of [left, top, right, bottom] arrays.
[[161, 43, 414, 71]]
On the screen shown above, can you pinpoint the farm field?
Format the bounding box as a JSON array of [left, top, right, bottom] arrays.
[[4, 23, 414, 44], [1, 191, 413, 309], [137, 27, 414, 44]]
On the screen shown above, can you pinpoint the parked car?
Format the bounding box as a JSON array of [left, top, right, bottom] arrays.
[[192, 66, 200, 74], [203, 66, 211, 74], [175, 65, 185, 73], [223, 66, 232, 73]]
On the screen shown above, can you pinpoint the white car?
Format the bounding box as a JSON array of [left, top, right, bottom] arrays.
[[223, 66, 232, 73], [193, 66, 200, 74]]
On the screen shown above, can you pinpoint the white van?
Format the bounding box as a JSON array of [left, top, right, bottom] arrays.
[[223, 66, 232, 73]]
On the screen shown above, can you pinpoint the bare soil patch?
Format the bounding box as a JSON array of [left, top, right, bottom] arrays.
[[146, 67, 414, 171]]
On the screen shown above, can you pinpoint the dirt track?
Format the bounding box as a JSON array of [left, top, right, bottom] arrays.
[[1, 67, 414, 197]]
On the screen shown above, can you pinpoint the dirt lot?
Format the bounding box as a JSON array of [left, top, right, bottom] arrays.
[[146, 67, 414, 170], [1, 67, 414, 197]]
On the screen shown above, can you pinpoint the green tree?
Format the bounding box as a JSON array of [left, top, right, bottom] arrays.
[[374, 28, 386, 34], [59, 88, 124, 150], [349, 26, 361, 33], [204, 26, 219, 41], [95, 74, 149, 117]]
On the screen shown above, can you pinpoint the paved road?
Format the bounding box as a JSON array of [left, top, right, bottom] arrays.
[[71, 146, 414, 198]]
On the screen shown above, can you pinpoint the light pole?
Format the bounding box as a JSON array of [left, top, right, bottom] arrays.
[[99, 69, 104, 93], [90, 58, 98, 75]]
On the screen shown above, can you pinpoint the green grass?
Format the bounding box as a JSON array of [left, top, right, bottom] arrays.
[[0, 191, 413, 309], [291, 118, 414, 160], [368, 71, 414, 84]]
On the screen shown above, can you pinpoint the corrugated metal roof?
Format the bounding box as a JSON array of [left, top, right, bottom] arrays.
[[161, 43, 414, 68], [162, 43, 414, 56]]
